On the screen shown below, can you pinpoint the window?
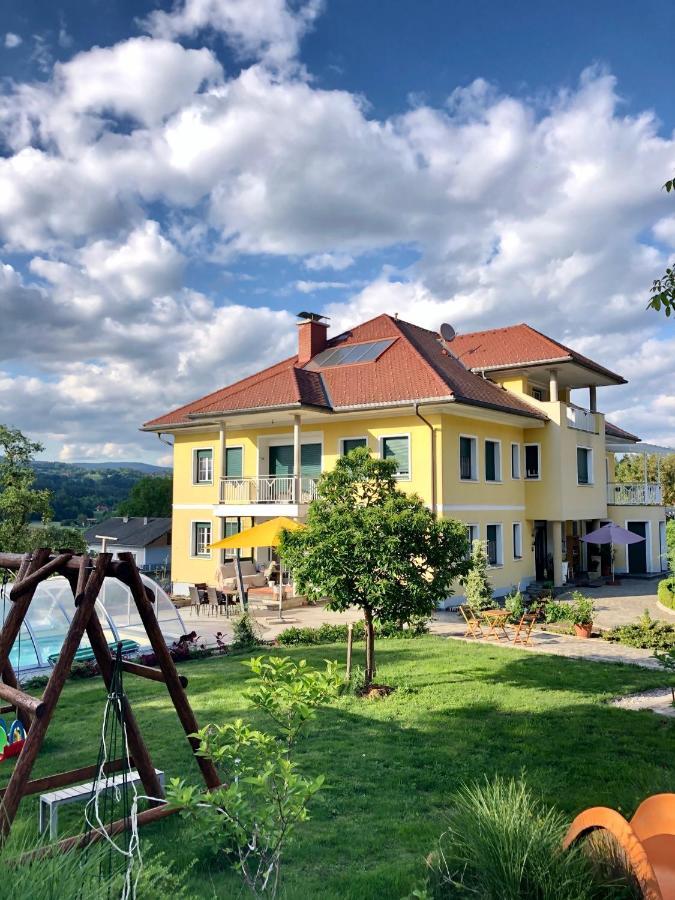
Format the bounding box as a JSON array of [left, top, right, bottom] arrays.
[[341, 437, 367, 456], [532, 387, 544, 401], [192, 521, 211, 557], [577, 447, 593, 485], [485, 440, 501, 482], [225, 446, 243, 478], [194, 448, 213, 484], [486, 524, 503, 566], [381, 436, 410, 478], [511, 443, 521, 479], [459, 436, 477, 481], [466, 524, 479, 559], [524, 444, 540, 479], [512, 522, 523, 559]]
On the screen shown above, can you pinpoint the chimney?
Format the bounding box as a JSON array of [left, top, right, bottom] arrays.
[[296, 311, 329, 365]]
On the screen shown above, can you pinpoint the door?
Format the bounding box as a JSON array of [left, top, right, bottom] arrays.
[[534, 524, 547, 581], [627, 522, 647, 574], [269, 445, 294, 476]]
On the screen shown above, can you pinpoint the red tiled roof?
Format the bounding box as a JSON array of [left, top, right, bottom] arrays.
[[605, 420, 641, 442], [143, 315, 555, 430], [451, 324, 626, 384]]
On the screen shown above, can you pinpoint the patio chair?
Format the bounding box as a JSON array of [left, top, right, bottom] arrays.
[[206, 586, 222, 616], [188, 585, 202, 617], [511, 606, 542, 646], [459, 605, 484, 639], [563, 793, 675, 900]]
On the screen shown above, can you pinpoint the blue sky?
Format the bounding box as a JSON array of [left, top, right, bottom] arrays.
[[0, 0, 674, 462]]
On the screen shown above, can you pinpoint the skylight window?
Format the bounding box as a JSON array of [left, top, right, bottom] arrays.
[[310, 339, 394, 368]]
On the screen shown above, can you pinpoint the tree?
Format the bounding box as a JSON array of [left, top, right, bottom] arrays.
[[648, 177, 675, 316], [614, 453, 675, 507], [117, 475, 172, 517], [27, 523, 87, 554], [0, 425, 52, 552], [462, 539, 493, 612], [279, 448, 470, 687]]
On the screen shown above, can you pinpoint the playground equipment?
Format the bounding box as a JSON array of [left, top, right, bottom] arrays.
[[564, 793, 675, 900], [0, 549, 220, 851]]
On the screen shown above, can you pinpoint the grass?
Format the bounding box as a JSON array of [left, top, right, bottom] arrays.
[[1, 636, 674, 899]]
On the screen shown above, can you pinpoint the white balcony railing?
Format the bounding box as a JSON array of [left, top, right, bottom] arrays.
[[219, 475, 319, 505], [566, 405, 598, 433], [607, 482, 663, 505]]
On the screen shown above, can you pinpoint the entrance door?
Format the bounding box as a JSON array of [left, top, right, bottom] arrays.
[[627, 522, 648, 574], [534, 524, 547, 581], [269, 445, 294, 476]]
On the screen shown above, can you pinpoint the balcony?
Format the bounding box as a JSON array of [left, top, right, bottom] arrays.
[[219, 475, 319, 506], [607, 482, 663, 505], [566, 405, 598, 433]]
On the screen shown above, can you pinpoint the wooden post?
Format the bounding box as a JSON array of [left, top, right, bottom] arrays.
[[0, 554, 110, 839], [116, 553, 220, 790], [346, 623, 354, 679], [0, 550, 51, 675], [234, 552, 247, 611]]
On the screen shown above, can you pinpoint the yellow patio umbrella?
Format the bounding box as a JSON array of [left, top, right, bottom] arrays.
[[208, 516, 304, 621]]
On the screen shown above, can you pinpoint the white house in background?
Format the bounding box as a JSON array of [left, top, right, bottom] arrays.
[[84, 516, 172, 570]]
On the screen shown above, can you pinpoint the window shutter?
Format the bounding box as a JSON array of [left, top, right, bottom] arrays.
[[225, 447, 243, 478], [269, 445, 294, 476], [382, 437, 409, 475], [300, 443, 322, 477], [486, 442, 496, 481]]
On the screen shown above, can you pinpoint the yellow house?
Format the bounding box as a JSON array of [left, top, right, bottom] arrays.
[[142, 313, 668, 599]]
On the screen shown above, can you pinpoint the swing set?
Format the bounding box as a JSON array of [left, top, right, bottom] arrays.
[[0, 548, 220, 853]]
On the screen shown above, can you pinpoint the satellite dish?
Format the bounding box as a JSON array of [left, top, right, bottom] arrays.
[[440, 323, 456, 343]]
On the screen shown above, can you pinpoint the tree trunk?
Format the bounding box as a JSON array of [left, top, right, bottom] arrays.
[[363, 606, 375, 687]]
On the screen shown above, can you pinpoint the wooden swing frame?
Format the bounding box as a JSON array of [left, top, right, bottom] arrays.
[[0, 548, 220, 851]]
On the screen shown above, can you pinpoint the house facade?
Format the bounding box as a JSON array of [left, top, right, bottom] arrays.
[[143, 313, 667, 597]]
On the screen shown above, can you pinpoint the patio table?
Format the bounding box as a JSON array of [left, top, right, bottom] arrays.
[[480, 608, 511, 641]]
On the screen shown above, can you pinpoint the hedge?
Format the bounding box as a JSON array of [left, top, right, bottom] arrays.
[[658, 576, 675, 611]]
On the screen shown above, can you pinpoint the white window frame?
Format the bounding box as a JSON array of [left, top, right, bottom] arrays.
[[193, 446, 214, 485], [485, 522, 503, 567], [524, 443, 541, 481], [465, 523, 480, 559], [339, 436, 369, 456], [576, 446, 594, 485], [532, 387, 544, 401], [484, 438, 502, 483], [191, 520, 212, 558], [511, 442, 521, 479], [379, 433, 411, 480], [459, 434, 479, 482], [512, 521, 523, 560]]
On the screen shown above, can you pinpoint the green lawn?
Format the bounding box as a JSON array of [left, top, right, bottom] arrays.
[[2, 636, 674, 899]]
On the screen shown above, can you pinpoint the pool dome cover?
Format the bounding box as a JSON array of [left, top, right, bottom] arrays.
[[0, 574, 185, 674]]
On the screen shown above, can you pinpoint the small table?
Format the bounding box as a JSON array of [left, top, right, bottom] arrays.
[[481, 609, 511, 641]]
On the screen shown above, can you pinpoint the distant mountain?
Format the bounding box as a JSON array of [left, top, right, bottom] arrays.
[[29, 460, 172, 525]]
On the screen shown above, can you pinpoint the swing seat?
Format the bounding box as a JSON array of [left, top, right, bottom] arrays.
[[0, 739, 24, 762]]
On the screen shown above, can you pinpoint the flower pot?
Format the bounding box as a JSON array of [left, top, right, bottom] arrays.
[[573, 622, 593, 639]]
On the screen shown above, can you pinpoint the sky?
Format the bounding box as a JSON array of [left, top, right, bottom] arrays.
[[1, 0, 674, 465]]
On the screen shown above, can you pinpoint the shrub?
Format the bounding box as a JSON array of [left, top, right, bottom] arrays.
[[424, 776, 600, 900], [22, 674, 49, 691], [569, 591, 594, 626], [232, 612, 263, 650], [68, 660, 99, 680], [276, 618, 429, 646], [658, 576, 675, 610], [543, 599, 572, 624], [462, 540, 493, 613], [603, 610, 675, 651], [504, 590, 525, 623]]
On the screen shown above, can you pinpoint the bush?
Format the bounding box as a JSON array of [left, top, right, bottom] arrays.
[[543, 599, 572, 624], [658, 576, 675, 610], [232, 612, 263, 650], [462, 540, 493, 612], [569, 591, 594, 626], [504, 590, 525, 623], [276, 618, 429, 646], [603, 610, 675, 651], [424, 776, 598, 900]]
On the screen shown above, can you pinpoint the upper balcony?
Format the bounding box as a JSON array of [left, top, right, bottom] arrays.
[[607, 482, 663, 506], [565, 404, 598, 434], [219, 475, 319, 505]]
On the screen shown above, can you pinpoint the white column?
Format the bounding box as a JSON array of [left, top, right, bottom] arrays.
[[589, 385, 597, 412], [549, 369, 559, 403], [551, 520, 564, 588], [293, 414, 301, 503], [219, 421, 226, 506]]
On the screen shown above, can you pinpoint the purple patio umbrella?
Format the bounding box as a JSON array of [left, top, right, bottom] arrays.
[[581, 523, 645, 582]]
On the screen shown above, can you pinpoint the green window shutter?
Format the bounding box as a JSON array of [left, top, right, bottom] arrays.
[[577, 448, 589, 484], [225, 446, 243, 478], [342, 438, 367, 456], [224, 517, 240, 538], [382, 436, 410, 476], [460, 437, 473, 479], [485, 441, 496, 481], [269, 445, 294, 476], [301, 443, 322, 477]]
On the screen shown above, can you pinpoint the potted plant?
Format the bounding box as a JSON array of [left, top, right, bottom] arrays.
[[569, 591, 594, 638]]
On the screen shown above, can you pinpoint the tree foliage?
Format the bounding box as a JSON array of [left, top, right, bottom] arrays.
[[279, 447, 470, 686], [614, 452, 675, 507], [648, 177, 675, 316], [462, 539, 493, 612], [0, 425, 52, 552], [117, 475, 172, 517]]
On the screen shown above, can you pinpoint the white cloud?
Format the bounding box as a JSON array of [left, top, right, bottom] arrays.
[[4, 33, 22, 49], [295, 279, 349, 293], [304, 252, 354, 271], [143, 0, 323, 68]]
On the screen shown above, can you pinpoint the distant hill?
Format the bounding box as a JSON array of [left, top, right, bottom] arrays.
[[30, 460, 172, 526]]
